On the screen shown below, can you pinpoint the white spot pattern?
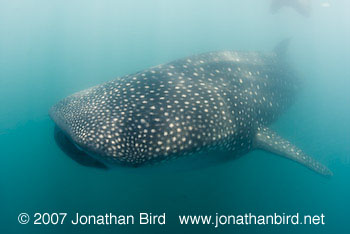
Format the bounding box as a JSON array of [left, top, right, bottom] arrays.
[[50, 50, 296, 167]]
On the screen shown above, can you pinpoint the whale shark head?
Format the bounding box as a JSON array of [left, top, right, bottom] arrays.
[[49, 85, 122, 168]]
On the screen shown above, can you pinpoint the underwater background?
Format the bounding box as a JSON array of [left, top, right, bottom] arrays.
[[0, 0, 349, 233]]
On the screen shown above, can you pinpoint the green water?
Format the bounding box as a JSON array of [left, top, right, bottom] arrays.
[[1, 1, 349, 233]]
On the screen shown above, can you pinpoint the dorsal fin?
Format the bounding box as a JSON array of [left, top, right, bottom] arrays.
[[274, 37, 292, 58], [254, 127, 333, 177]]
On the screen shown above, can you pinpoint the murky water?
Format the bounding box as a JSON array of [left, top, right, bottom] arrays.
[[1, 1, 349, 233]]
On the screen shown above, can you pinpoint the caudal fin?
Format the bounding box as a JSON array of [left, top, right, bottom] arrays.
[[254, 127, 333, 177]]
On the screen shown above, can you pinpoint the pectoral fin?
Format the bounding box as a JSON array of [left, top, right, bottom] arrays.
[[254, 127, 333, 177]]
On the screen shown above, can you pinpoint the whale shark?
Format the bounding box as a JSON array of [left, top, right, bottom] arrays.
[[49, 40, 332, 176]]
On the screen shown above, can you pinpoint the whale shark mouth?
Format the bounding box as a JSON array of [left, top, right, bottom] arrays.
[[53, 125, 108, 169], [48, 87, 106, 166]]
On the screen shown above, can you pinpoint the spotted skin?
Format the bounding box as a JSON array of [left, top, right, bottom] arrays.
[[254, 127, 333, 176], [50, 48, 331, 175]]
